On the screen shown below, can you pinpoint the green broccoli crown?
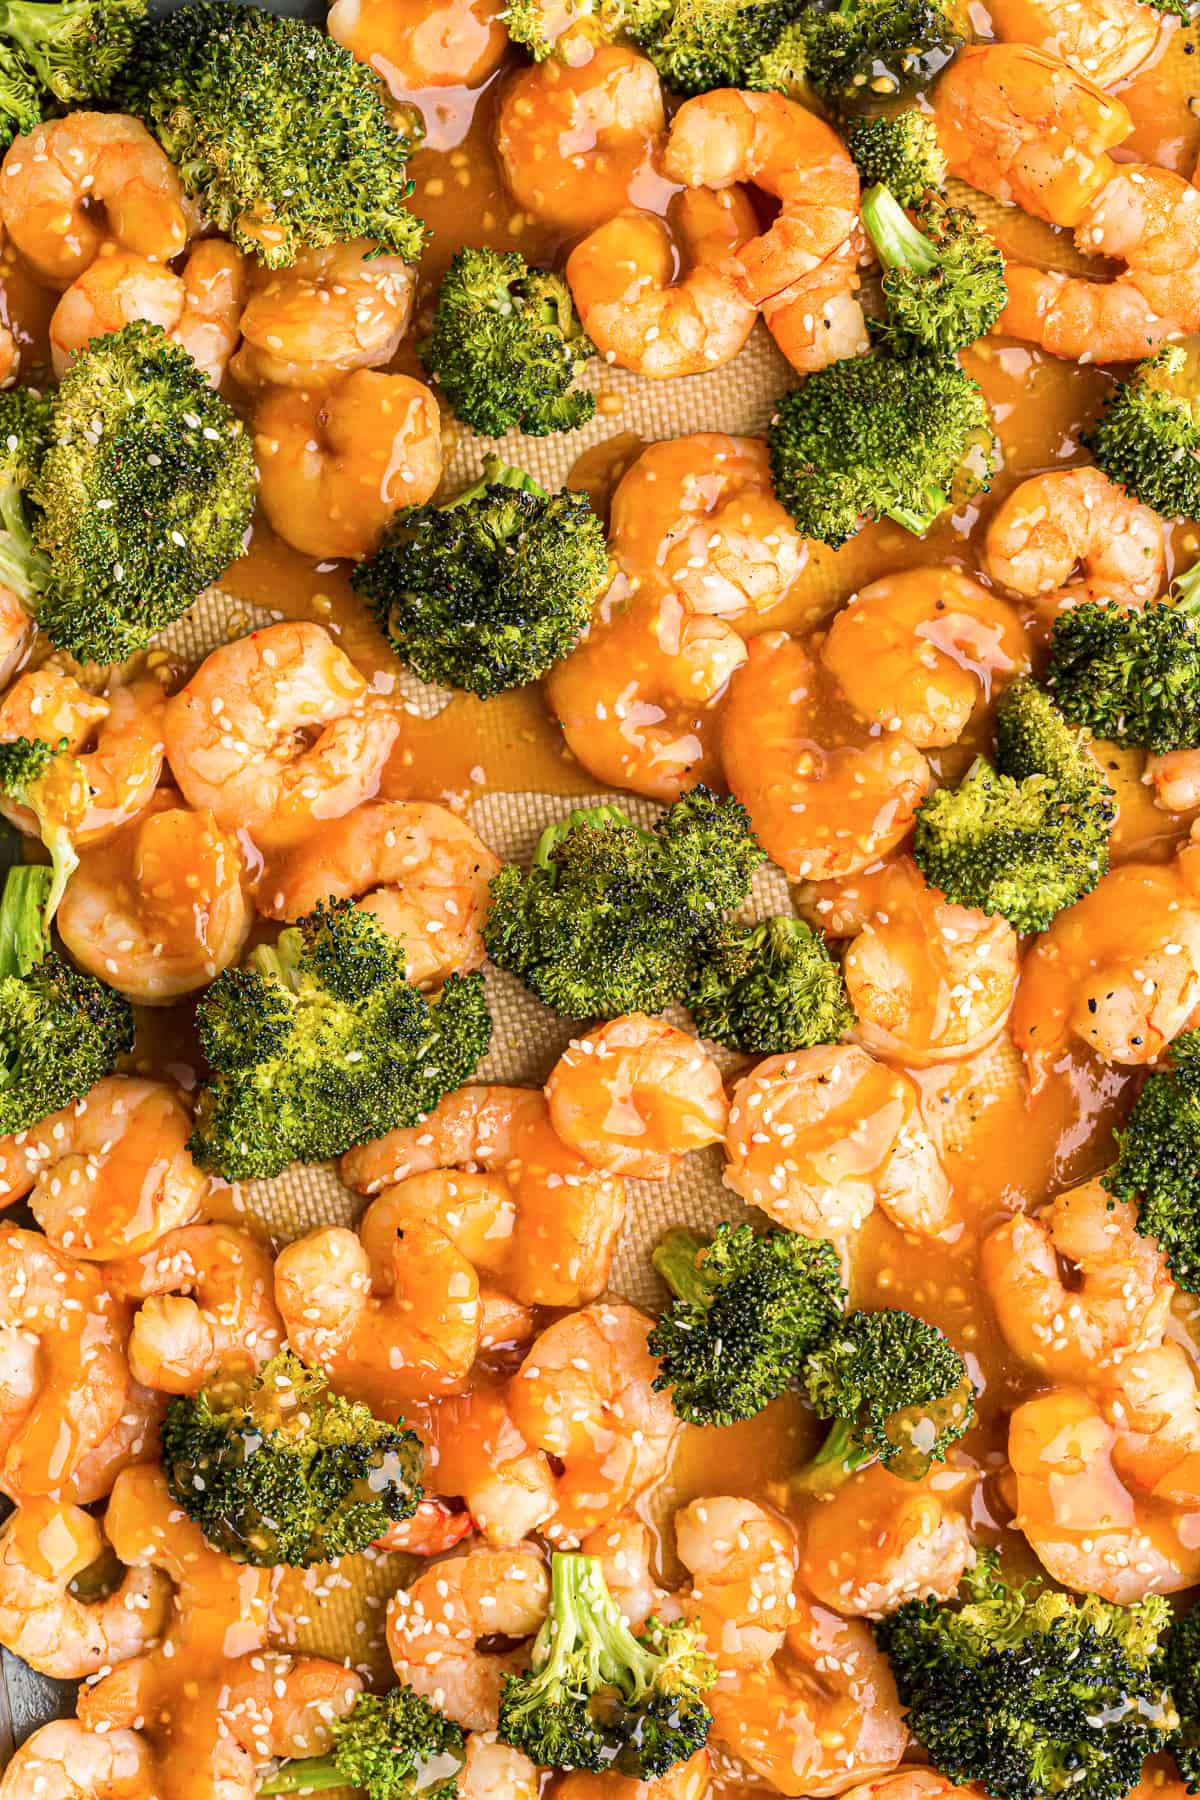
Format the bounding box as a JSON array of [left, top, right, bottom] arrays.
[[846, 109, 947, 206], [499, 1552, 715, 1777], [483, 789, 764, 1018], [913, 679, 1114, 933], [261, 1686, 465, 1799], [0, 864, 133, 1137], [1084, 346, 1200, 519], [352, 456, 608, 699], [162, 1351, 424, 1569], [794, 1307, 975, 1496], [0, 733, 79, 924], [188, 900, 492, 1181], [0, 0, 143, 103], [684, 914, 854, 1055], [863, 187, 1006, 356], [420, 246, 595, 439], [648, 1224, 847, 1427], [628, 0, 799, 95], [767, 351, 995, 547], [1163, 1606, 1200, 1792], [1105, 1029, 1200, 1293], [114, 2, 424, 267], [1045, 571, 1200, 754], [875, 1553, 1177, 1800], [779, 0, 965, 110]]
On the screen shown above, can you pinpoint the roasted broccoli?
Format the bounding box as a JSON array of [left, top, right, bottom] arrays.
[[484, 789, 764, 1018], [862, 186, 1006, 355], [769, 0, 966, 111], [684, 915, 854, 1054], [352, 457, 608, 698], [114, 2, 424, 267], [912, 678, 1115, 933], [0, 735, 78, 924], [846, 109, 947, 206], [162, 1352, 424, 1568], [792, 1307, 975, 1496], [627, 0, 799, 95], [0, 863, 133, 1137], [0, 325, 255, 665], [875, 1553, 1178, 1800], [767, 350, 995, 546], [1044, 563, 1200, 754], [421, 246, 595, 438], [648, 1223, 846, 1427], [260, 1687, 464, 1799], [498, 1551, 715, 1777], [188, 900, 491, 1181], [1164, 1605, 1200, 1793], [1105, 1029, 1200, 1293], [0, 0, 142, 113], [1085, 345, 1200, 519]]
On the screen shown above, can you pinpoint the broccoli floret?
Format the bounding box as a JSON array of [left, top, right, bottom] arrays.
[[421, 247, 595, 438], [189, 900, 491, 1181], [846, 109, 947, 204], [912, 678, 1114, 933], [0, 44, 37, 143], [484, 789, 763, 1018], [1164, 1606, 1200, 1792], [501, 0, 633, 61], [0, 735, 79, 924], [792, 1307, 975, 1497], [628, 0, 799, 95], [647, 1224, 846, 1427], [766, 0, 965, 111], [1044, 563, 1200, 754], [499, 1551, 714, 1777], [875, 1552, 1177, 1800], [684, 915, 854, 1054], [862, 187, 1006, 356], [0, 863, 133, 1136], [1084, 345, 1200, 518], [353, 456, 607, 699], [767, 351, 995, 547], [1104, 1029, 1200, 1293], [114, 2, 424, 268], [0, 0, 142, 103], [260, 1687, 464, 1799]]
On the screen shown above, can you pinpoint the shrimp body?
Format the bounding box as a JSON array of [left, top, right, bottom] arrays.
[[988, 0, 1162, 86], [1147, 748, 1200, 812], [1104, 1342, 1200, 1503], [61, 1381, 163, 1507], [797, 1461, 976, 1618], [163, 623, 401, 852], [231, 239, 417, 387], [555, 1753, 712, 1800], [0, 1722, 161, 1800], [457, 1735, 541, 1800], [674, 1497, 800, 1667], [259, 799, 499, 987], [0, 585, 30, 688], [49, 241, 249, 383], [327, 0, 507, 90], [423, 1383, 558, 1546], [761, 235, 871, 375], [842, 1778, 982, 1800], [984, 467, 1165, 616]]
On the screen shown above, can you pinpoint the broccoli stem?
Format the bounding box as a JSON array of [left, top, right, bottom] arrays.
[[1172, 559, 1200, 612], [549, 1554, 658, 1698], [0, 863, 50, 984], [652, 1228, 712, 1311], [790, 1418, 867, 1498], [248, 934, 305, 995], [861, 183, 939, 275], [258, 1758, 346, 1795], [0, 477, 47, 605], [886, 481, 950, 537]]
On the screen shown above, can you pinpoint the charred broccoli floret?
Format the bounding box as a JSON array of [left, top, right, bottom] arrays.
[[0, 0, 142, 110], [862, 186, 1006, 355], [484, 790, 764, 1018], [1164, 1606, 1200, 1792], [767, 0, 965, 111], [260, 1688, 464, 1799], [1105, 1029, 1200, 1293], [846, 109, 947, 206], [352, 457, 608, 698], [1085, 345, 1200, 518], [648, 1224, 846, 1427], [684, 915, 854, 1054]]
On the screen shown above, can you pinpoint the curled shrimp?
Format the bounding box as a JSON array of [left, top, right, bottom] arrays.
[[0, 1076, 207, 1261], [796, 1461, 976, 1618], [721, 631, 932, 882], [254, 372, 443, 561], [386, 1543, 550, 1730], [555, 1752, 712, 1800], [566, 189, 758, 378], [496, 46, 669, 236], [163, 622, 401, 853], [545, 1015, 728, 1180], [57, 793, 252, 1004], [49, 240, 249, 383], [760, 234, 871, 376], [60, 1381, 163, 1507], [105, 1224, 284, 1397], [0, 112, 192, 286], [423, 1383, 558, 1546], [358, 1186, 534, 1354], [230, 238, 417, 388], [327, 0, 508, 90], [984, 468, 1165, 617], [509, 1302, 681, 1544], [723, 1045, 954, 1241], [0, 1721, 160, 1800], [259, 799, 499, 988], [0, 1493, 170, 1678], [674, 1496, 800, 1668], [987, 0, 1163, 88], [820, 567, 1032, 748]]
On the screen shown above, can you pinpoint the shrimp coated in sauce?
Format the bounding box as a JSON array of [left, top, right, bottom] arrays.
[[796, 1460, 976, 1619], [987, 0, 1163, 88], [0, 1721, 162, 1800], [230, 238, 418, 388], [49, 241, 249, 383], [421, 1383, 558, 1547], [761, 234, 872, 375], [554, 1753, 712, 1800], [674, 1496, 800, 1667], [327, 0, 508, 90], [984, 467, 1165, 617]]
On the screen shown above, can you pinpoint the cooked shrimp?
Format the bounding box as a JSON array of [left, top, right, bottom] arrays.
[[721, 631, 932, 882], [327, 0, 507, 90], [760, 234, 870, 376], [0, 1494, 170, 1678], [61, 1381, 163, 1507], [581, 1513, 677, 1631], [163, 623, 401, 853], [386, 1543, 549, 1730], [49, 240, 249, 383], [674, 1497, 800, 1668], [0, 584, 30, 687], [1104, 1342, 1200, 1503], [457, 1735, 540, 1800], [984, 468, 1165, 617], [1147, 747, 1200, 812], [566, 189, 758, 378], [988, 0, 1162, 92], [372, 1496, 477, 1556], [254, 372, 443, 560], [0, 1077, 207, 1261], [496, 46, 669, 236], [57, 795, 252, 1004], [841, 1777, 982, 1800], [982, 1181, 1174, 1384], [0, 112, 192, 286], [797, 1461, 976, 1618], [342, 1084, 627, 1308], [821, 568, 1032, 748], [555, 1751, 712, 1800], [259, 799, 498, 987], [423, 1383, 558, 1546], [723, 1045, 953, 1240], [508, 1302, 681, 1544], [275, 1217, 480, 1412], [230, 238, 417, 388], [662, 89, 861, 307], [0, 1721, 160, 1800]]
